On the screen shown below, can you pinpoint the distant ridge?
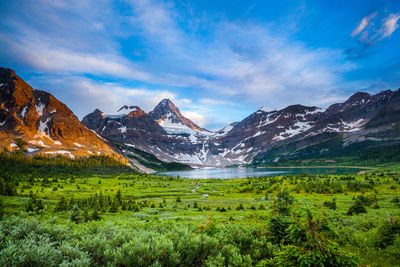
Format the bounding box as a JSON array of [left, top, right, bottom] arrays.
[[83, 87, 400, 167]]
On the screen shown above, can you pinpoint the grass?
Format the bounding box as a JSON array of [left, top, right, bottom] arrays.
[[1, 166, 400, 266]]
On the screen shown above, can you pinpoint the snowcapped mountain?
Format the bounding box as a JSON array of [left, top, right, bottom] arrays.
[[82, 101, 212, 166], [0, 68, 124, 161], [253, 90, 400, 164], [7, 66, 397, 169], [149, 98, 210, 134], [83, 89, 400, 167]]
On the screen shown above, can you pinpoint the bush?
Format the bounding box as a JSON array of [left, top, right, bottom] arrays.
[[273, 211, 359, 266], [26, 196, 44, 214], [346, 200, 367, 216], [323, 198, 337, 210], [375, 217, 400, 248], [69, 205, 82, 223]]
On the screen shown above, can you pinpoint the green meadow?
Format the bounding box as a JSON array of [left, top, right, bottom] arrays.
[[0, 152, 400, 266]]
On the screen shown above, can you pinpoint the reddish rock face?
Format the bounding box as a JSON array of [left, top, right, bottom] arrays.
[[0, 68, 125, 162]]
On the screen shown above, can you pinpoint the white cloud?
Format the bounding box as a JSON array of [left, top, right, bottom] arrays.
[[381, 13, 400, 39], [2, 0, 370, 127], [351, 12, 377, 37], [28, 76, 181, 118], [180, 110, 207, 127], [1, 36, 151, 81], [351, 12, 400, 45], [130, 0, 182, 46], [199, 98, 230, 105]]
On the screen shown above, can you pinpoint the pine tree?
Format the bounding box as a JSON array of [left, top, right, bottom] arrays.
[[116, 190, 122, 205], [55, 196, 68, 212], [69, 205, 82, 223], [109, 199, 119, 213], [91, 209, 101, 220]]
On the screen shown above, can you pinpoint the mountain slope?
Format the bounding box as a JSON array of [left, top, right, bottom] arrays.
[[0, 68, 124, 161], [83, 89, 400, 167], [115, 142, 192, 172], [149, 99, 209, 134], [253, 90, 400, 165]]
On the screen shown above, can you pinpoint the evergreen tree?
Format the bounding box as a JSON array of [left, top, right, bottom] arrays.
[[109, 199, 119, 213], [0, 198, 4, 218], [69, 205, 82, 223], [54, 196, 68, 212], [116, 189, 122, 205]]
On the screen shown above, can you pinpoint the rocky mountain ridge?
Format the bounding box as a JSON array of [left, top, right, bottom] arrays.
[[0, 68, 128, 161], [2, 67, 398, 167], [83, 88, 400, 167]]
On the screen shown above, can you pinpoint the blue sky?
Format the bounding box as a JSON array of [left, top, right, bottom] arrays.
[[1, 0, 400, 130]]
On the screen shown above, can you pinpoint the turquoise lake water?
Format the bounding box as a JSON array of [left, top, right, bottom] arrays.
[[157, 167, 367, 179]]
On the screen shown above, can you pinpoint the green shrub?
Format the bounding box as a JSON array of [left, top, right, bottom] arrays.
[[346, 200, 367, 216], [323, 198, 337, 210], [375, 217, 400, 249]]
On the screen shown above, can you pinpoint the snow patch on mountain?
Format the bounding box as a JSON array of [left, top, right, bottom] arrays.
[[45, 150, 75, 159], [258, 106, 271, 112], [217, 124, 234, 135], [274, 121, 313, 141], [29, 140, 49, 147], [340, 119, 365, 132], [305, 108, 325, 115], [35, 103, 45, 116], [90, 129, 107, 141], [38, 118, 51, 134], [20, 106, 28, 118], [159, 113, 197, 135], [259, 112, 279, 127]]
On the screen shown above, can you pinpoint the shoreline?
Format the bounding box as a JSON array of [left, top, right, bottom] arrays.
[[254, 165, 375, 169]]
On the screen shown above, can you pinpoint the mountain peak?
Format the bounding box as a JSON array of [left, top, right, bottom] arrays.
[[346, 92, 371, 104], [159, 98, 174, 106], [151, 99, 179, 115], [258, 106, 272, 113], [94, 108, 104, 116], [0, 67, 16, 79], [149, 99, 208, 133], [0, 68, 124, 161]]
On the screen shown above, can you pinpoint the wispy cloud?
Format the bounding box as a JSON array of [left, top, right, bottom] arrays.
[[3, 0, 394, 128], [199, 98, 231, 106], [381, 13, 400, 39], [28, 75, 184, 116], [351, 12, 377, 37], [3, 37, 151, 80], [351, 11, 400, 45]]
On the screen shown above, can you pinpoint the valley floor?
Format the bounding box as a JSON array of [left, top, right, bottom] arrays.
[[1, 167, 400, 266]]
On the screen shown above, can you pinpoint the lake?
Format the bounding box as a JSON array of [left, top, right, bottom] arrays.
[[157, 167, 368, 179]]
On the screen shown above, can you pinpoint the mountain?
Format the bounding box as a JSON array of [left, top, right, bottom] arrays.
[[9, 67, 397, 169], [149, 98, 209, 134], [82, 103, 206, 165], [252, 90, 400, 165], [83, 89, 400, 167], [115, 142, 192, 172], [0, 68, 126, 161]]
